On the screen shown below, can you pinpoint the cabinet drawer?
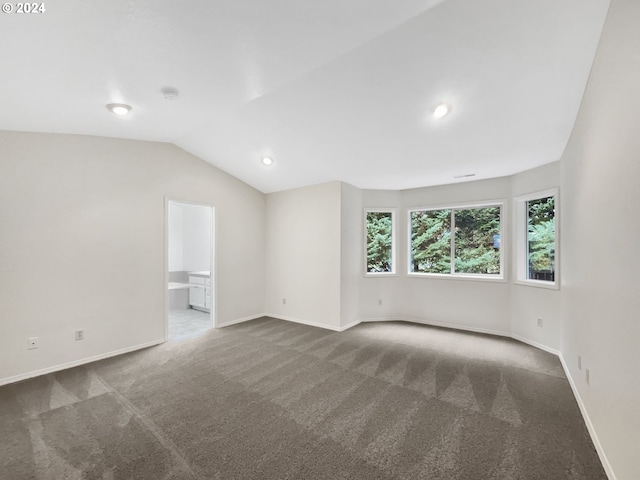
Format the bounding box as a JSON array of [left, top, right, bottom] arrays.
[[189, 286, 206, 307]]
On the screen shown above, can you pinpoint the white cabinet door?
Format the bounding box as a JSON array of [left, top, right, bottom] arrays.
[[189, 285, 206, 309]]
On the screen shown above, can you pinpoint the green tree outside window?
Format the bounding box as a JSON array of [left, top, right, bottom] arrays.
[[366, 211, 394, 273], [527, 196, 555, 281], [410, 206, 501, 276]]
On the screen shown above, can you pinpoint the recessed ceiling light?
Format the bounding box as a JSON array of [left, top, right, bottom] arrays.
[[261, 157, 273, 166], [106, 103, 132, 116], [432, 103, 451, 119]]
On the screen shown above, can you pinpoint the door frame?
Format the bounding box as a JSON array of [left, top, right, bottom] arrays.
[[164, 197, 216, 341]]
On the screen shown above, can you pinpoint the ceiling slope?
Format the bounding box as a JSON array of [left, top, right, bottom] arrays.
[[0, 0, 610, 192]]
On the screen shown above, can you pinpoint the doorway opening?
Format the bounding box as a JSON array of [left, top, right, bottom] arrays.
[[166, 200, 214, 340]]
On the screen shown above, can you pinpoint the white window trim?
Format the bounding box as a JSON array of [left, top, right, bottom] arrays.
[[513, 188, 559, 290], [364, 208, 397, 276], [406, 199, 506, 281]]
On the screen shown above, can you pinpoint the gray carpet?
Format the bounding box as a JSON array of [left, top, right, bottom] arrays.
[[0, 318, 607, 479]]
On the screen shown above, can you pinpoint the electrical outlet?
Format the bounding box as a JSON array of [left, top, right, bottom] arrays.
[[578, 355, 582, 370], [378, 299, 383, 306], [536, 317, 543, 327], [75, 329, 84, 341], [27, 337, 39, 350], [282, 298, 286, 305], [586, 368, 590, 385]]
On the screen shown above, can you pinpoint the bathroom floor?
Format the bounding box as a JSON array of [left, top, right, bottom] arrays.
[[169, 308, 211, 340]]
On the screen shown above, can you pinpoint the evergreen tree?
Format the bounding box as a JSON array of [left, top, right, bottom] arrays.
[[454, 207, 500, 274], [366, 212, 393, 272], [410, 209, 451, 273], [527, 196, 555, 275]]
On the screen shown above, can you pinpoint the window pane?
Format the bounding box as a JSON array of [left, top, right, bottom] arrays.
[[410, 209, 451, 273], [366, 212, 393, 273], [526, 196, 555, 281], [454, 207, 501, 275]]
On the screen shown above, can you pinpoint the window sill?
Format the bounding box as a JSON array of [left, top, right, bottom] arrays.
[[513, 279, 559, 290], [406, 273, 506, 283]]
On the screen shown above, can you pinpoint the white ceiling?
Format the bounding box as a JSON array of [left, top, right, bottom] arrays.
[[0, 0, 610, 193]]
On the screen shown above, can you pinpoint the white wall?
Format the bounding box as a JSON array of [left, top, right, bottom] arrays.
[[265, 181, 342, 329], [360, 178, 513, 336], [339, 183, 363, 329], [168, 202, 184, 272], [559, 0, 640, 477], [0, 131, 265, 384], [168, 202, 212, 274], [510, 162, 562, 351], [359, 190, 404, 320], [359, 169, 567, 346], [181, 203, 212, 273]]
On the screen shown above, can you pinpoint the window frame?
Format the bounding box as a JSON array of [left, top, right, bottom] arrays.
[[407, 200, 505, 281], [514, 188, 559, 290], [364, 208, 397, 276]]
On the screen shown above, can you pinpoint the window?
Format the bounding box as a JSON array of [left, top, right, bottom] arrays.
[[365, 209, 396, 274], [515, 189, 558, 288], [409, 209, 451, 274], [409, 203, 503, 278]]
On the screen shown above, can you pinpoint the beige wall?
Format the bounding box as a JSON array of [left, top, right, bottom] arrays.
[[510, 162, 563, 351], [560, 0, 640, 477], [360, 177, 513, 336], [339, 182, 363, 329], [0, 131, 266, 383], [265, 181, 342, 329]]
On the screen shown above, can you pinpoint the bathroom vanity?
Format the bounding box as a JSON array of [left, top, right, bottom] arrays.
[[188, 271, 211, 313]]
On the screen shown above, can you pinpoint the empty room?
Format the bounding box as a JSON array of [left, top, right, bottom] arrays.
[[0, 1, 638, 479]]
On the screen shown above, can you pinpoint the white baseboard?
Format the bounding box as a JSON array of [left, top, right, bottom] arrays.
[[362, 316, 511, 338], [225, 313, 361, 332], [0, 339, 165, 387], [511, 333, 560, 356], [217, 314, 265, 328], [265, 313, 345, 332], [339, 319, 362, 332], [360, 316, 400, 323], [558, 354, 616, 480]]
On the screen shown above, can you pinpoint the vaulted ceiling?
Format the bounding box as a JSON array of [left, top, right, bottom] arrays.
[[0, 0, 610, 193]]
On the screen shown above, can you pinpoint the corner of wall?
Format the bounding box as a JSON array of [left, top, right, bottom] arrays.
[[340, 182, 363, 329]]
